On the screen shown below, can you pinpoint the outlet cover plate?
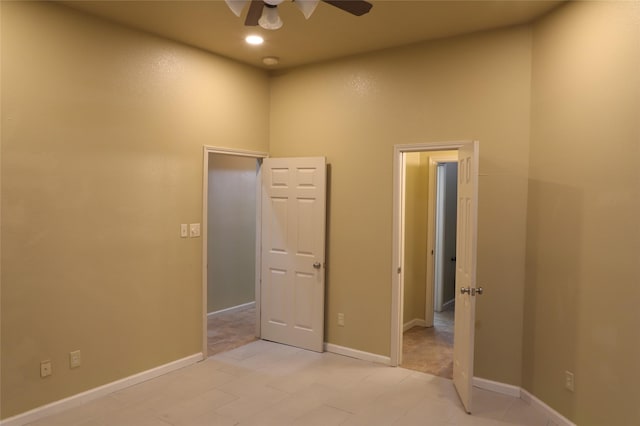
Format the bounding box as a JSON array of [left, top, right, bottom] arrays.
[[565, 370, 575, 392]]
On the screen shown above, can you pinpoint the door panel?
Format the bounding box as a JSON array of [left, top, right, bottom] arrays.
[[453, 141, 479, 413], [261, 157, 326, 352]]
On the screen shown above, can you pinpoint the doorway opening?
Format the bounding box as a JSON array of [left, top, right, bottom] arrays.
[[391, 140, 479, 413], [400, 152, 458, 378], [202, 150, 328, 358], [202, 147, 268, 357]]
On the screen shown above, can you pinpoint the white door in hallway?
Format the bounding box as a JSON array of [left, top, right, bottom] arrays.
[[260, 157, 326, 352], [453, 141, 479, 413]]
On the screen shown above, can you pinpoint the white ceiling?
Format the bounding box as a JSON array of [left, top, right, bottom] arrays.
[[61, 0, 564, 70]]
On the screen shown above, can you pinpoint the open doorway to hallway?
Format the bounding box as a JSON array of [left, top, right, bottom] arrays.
[[401, 151, 458, 379], [205, 151, 263, 357]]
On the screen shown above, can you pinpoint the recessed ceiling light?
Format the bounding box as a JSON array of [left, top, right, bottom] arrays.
[[263, 56, 280, 66], [245, 35, 264, 45]]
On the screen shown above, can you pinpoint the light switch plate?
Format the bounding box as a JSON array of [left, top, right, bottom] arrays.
[[69, 350, 81, 369], [180, 224, 188, 238], [40, 360, 52, 378], [189, 223, 201, 238]]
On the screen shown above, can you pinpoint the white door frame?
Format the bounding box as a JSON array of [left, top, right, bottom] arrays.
[[391, 141, 473, 367], [426, 154, 457, 322], [201, 146, 268, 357]]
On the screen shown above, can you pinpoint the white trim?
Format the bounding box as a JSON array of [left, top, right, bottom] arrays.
[[207, 301, 256, 319], [394, 142, 470, 153], [471, 378, 576, 426], [391, 146, 403, 366], [426, 158, 438, 317], [403, 318, 427, 332], [472, 377, 521, 398], [202, 148, 209, 357], [324, 343, 391, 366], [434, 163, 446, 315], [203, 145, 269, 158], [202, 146, 268, 356], [391, 141, 471, 367], [255, 161, 263, 338], [520, 388, 577, 426], [0, 353, 203, 426]]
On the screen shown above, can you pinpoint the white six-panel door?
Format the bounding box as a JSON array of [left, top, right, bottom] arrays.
[[452, 141, 479, 413], [260, 157, 326, 352]]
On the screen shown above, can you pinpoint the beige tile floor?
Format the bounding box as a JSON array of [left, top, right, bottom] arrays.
[[207, 305, 258, 356], [27, 340, 557, 426], [402, 309, 455, 379]]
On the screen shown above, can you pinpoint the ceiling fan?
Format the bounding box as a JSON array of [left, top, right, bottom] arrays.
[[225, 0, 373, 30]]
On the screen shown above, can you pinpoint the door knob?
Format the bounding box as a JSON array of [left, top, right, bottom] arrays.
[[461, 287, 484, 296], [313, 262, 322, 269]]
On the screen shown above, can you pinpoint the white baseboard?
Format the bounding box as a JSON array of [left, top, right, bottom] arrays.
[[324, 343, 391, 366], [520, 388, 577, 426], [403, 318, 427, 332], [0, 353, 203, 426], [473, 377, 521, 397], [473, 377, 575, 426], [207, 301, 255, 319]]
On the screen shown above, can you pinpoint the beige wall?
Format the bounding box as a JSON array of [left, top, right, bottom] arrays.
[[0, 1, 269, 418], [6, 0, 637, 422], [207, 154, 257, 313], [402, 152, 428, 324], [270, 25, 532, 384], [525, 1, 640, 424]]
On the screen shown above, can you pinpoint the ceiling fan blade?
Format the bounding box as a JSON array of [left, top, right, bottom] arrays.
[[225, 0, 250, 17], [322, 0, 372, 16], [295, 0, 320, 20], [245, 0, 264, 26]]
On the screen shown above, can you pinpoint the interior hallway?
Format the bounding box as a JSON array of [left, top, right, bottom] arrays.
[[401, 309, 454, 379], [207, 304, 258, 357], [26, 340, 554, 426]]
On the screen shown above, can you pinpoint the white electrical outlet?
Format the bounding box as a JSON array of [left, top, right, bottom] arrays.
[[69, 350, 81, 369], [337, 312, 345, 327], [180, 224, 188, 238], [189, 223, 201, 238], [565, 370, 575, 392], [40, 360, 52, 378]]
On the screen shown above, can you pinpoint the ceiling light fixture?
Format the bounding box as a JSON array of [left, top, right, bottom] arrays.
[[262, 56, 280, 66], [258, 4, 283, 30], [245, 35, 264, 45], [225, 0, 372, 31]]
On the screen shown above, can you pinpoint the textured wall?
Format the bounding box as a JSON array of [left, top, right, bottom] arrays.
[[0, 2, 268, 418], [402, 152, 428, 325], [525, 1, 640, 424], [269, 25, 532, 384]]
